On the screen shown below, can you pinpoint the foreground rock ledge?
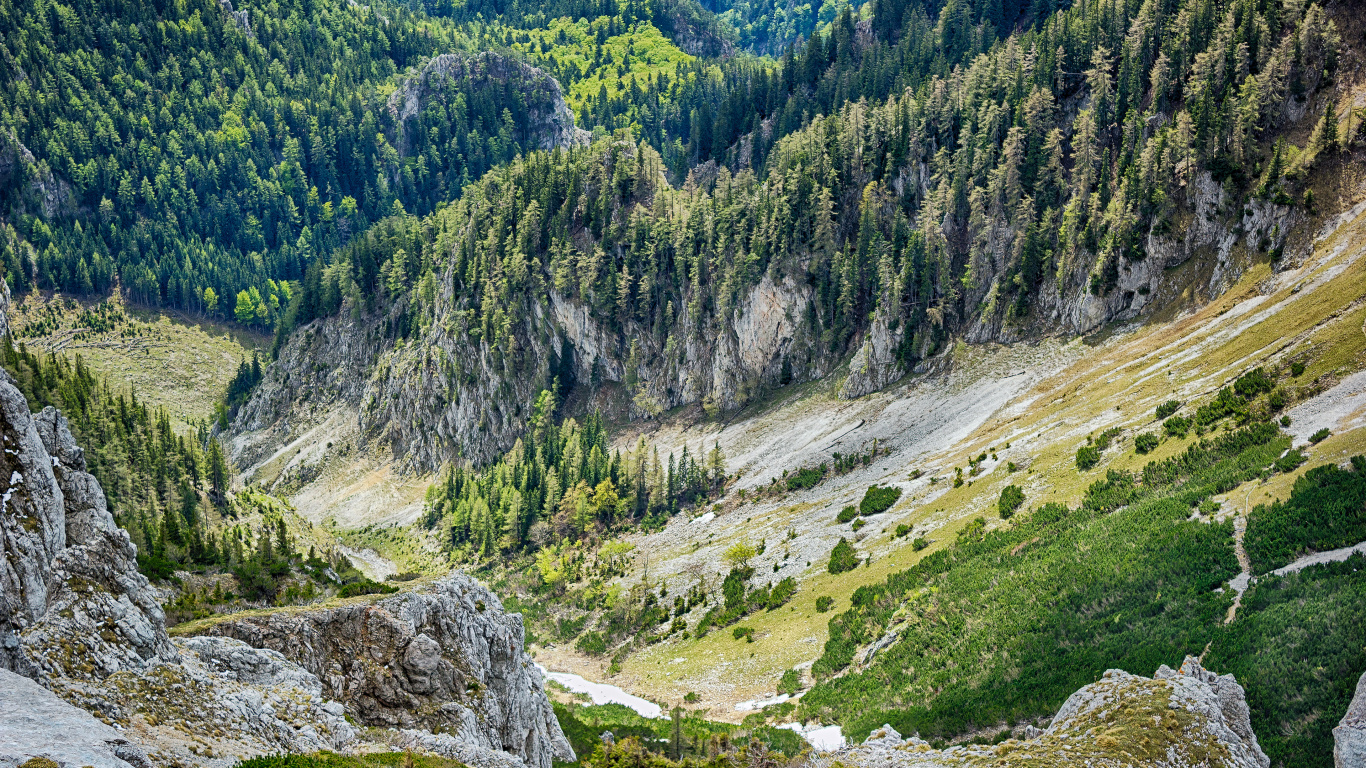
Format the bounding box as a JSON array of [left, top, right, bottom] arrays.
[[829, 656, 1269, 768], [199, 572, 575, 768]]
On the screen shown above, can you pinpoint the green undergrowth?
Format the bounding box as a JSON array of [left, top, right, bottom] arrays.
[[800, 422, 1291, 742], [551, 702, 804, 767], [236, 752, 465, 768], [1208, 554, 1366, 766], [1244, 455, 1366, 573]]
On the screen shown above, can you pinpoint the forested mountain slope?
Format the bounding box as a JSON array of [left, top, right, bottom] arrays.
[[0, 0, 586, 320], [234, 0, 1341, 478]]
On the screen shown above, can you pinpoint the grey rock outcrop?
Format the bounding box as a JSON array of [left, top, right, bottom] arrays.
[[0, 375, 174, 681], [0, 667, 152, 768], [201, 572, 574, 768], [0, 373, 358, 761], [824, 655, 1268, 768], [0, 129, 76, 220], [1336, 671, 1366, 768], [388, 53, 588, 158], [841, 311, 907, 400]]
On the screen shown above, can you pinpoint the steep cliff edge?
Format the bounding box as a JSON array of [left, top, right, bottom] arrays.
[[198, 573, 575, 768], [0, 375, 175, 681]]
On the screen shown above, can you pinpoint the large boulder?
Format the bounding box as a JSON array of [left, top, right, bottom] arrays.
[[1336, 671, 1366, 768], [201, 572, 574, 768], [0, 667, 152, 768]]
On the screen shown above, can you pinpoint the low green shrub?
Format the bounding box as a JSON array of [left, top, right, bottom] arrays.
[[1310, 428, 1331, 444], [828, 538, 859, 574], [1164, 416, 1192, 438], [1135, 433, 1160, 454], [1245, 456, 1366, 573], [911, 537, 929, 551], [786, 466, 824, 491], [1075, 445, 1101, 470], [815, 596, 835, 613], [860, 485, 903, 516], [777, 668, 803, 695], [998, 485, 1025, 518], [576, 631, 608, 655], [836, 505, 858, 524], [1273, 450, 1306, 474], [337, 579, 397, 598], [1156, 400, 1182, 419]]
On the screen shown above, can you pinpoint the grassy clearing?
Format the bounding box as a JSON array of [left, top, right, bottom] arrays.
[[800, 423, 1287, 740], [9, 292, 265, 430]]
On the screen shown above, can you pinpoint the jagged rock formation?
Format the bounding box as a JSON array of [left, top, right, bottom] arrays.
[[0, 377, 175, 680], [1336, 671, 1366, 768], [0, 129, 76, 220], [0, 667, 152, 768], [218, 0, 254, 38], [388, 52, 589, 157], [825, 656, 1268, 768], [0, 371, 359, 760], [0, 369, 575, 764], [200, 572, 575, 768], [229, 246, 817, 474]]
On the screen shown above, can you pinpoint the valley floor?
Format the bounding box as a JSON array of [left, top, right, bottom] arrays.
[[529, 170, 1366, 721]]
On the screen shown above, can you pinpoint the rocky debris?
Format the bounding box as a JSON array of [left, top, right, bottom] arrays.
[[388, 53, 588, 157], [817, 656, 1268, 768], [1336, 671, 1366, 768], [200, 571, 574, 768], [0, 668, 152, 768]]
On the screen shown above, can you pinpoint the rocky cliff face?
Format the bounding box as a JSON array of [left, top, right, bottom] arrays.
[[0, 375, 572, 765], [0, 375, 175, 681], [1336, 671, 1366, 768], [230, 234, 822, 474], [231, 142, 1288, 482], [826, 656, 1268, 768], [388, 52, 589, 157], [0, 129, 77, 220], [200, 573, 575, 768], [0, 370, 358, 762]]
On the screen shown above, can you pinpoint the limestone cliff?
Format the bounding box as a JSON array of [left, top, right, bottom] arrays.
[[200, 573, 575, 768], [228, 236, 820, 476], [230, 141, 1292, 482]]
